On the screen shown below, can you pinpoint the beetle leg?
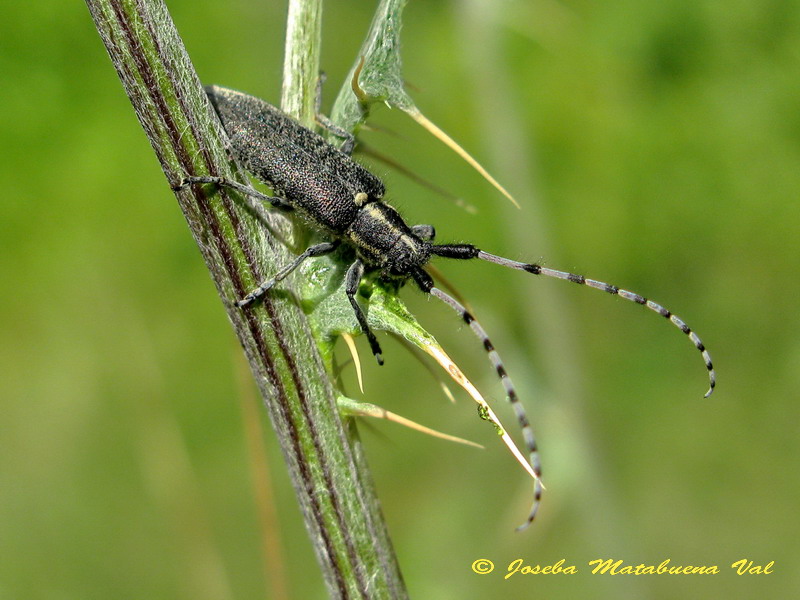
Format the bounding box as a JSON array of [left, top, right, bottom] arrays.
[[314, 72, 356, 155], [315, 114, 356, 155], [177, 175, 293, 211], [345, 260, 384, 365], [237, 241, 340, 307]]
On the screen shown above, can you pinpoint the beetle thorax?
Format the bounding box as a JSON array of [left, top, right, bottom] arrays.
[[344, 202, 431, 275]]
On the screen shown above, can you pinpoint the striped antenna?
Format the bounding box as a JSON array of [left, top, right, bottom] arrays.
[[477, 251, 716, 398], [429, 286, 542, 530]]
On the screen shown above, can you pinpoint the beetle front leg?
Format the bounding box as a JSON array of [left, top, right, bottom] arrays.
[[345, 260, 384, 365]]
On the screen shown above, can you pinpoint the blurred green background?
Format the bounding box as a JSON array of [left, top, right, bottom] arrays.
[[2, 0, 799, 598]]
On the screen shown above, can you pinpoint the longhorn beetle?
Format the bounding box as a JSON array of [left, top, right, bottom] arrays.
[[180, 85, 716, 529]]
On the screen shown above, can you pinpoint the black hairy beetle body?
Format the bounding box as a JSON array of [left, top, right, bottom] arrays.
[[180, 85, 716, 528]]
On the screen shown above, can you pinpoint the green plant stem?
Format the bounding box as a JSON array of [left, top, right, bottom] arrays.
[[85, 0, 406, 597], [282, 0, 323, 122]]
